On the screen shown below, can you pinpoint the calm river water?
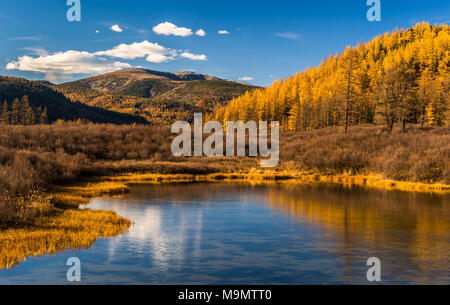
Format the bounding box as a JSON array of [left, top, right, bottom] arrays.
[[1, 182, 449, 284]]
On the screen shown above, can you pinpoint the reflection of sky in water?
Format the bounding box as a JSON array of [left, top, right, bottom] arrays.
[[103, 201, 203, 272], [0, 183, 448, 284]]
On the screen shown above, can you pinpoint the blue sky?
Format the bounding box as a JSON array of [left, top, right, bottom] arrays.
[[0, 0, 448, 86]]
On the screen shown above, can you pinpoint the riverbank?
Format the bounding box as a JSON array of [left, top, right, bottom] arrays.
[[0, 209, 130, 270], [0, 180, 132, 270], [1, 169, 449, 270], [56, 170, 450, 195]]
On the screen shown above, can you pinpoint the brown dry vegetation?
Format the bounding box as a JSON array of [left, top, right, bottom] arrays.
[[0, 123, 449, 226], [0, 123, 166, 226], [281, 125, 450, 184]]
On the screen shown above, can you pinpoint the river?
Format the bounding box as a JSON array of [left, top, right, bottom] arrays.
[[1, 182, 449, 284]]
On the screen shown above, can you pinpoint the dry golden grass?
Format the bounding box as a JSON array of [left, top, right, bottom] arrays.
[[0, 180, 133, 270], [106, 173, 197, 183], [54, 181, 129, 198], [0, 209, 130, 269], [51, 193, 90, 209], [61, 171, 450, 196], [202, 172, 450, 193]]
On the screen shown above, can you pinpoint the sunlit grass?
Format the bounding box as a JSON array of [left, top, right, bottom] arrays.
[[215, 171, 450, 193], [0, 209, 130, 269], [0, 181, 132, 270], [55, 181, 129, 197], [68, 171, 450, 195]]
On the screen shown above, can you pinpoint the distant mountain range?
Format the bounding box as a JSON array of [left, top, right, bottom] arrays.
[[0, 69, 258, 125]]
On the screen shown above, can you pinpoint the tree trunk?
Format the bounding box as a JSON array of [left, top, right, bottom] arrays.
[[389, 115, 395, 132], [345, 101, 349, 134], [345, 62, 352, 135]]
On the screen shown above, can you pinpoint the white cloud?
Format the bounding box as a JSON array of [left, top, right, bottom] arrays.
[[180, 52, 207, 61], [153, 22, 193, 37], [144, 54, 173, 63], [6, 50, 130, 83], [218, 30, 229, 35], [95, 41, 177, 63], [6, 40, 208, 82], [111, 24, 123, 32], [239, 76, 254, 81], [195, 29, 206, 37], [275, 32, 301, 40], [95, 30, 100, 34]]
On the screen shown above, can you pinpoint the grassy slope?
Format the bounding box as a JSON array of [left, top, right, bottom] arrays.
[[60, 68, 252, 99]]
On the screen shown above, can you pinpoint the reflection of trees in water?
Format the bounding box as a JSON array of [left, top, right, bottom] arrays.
[[126, 183, 259, 203], [265, 184, 450, 284]]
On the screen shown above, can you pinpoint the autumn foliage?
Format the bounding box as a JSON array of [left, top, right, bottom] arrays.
[[211, 23, 449, 131]]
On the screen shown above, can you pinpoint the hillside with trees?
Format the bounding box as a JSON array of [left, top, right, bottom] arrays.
[[0, 96, 48, 125], [211, 23, 449, 132], [0, 76, 147, 125], [55, 68, 258, 124], [54, 85, 204, 125]]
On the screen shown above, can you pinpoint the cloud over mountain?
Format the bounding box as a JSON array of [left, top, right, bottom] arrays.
[[95, 41, 177, 63], [6, 50, 130, 83], [6, 41, 207, 82], [180, 52, 207, 61], [239, 76, 254, 81]]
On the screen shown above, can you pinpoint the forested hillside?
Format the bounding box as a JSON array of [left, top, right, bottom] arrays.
[[0, 76, 147, 124], [211, 23, 449, 131], [53, 68, 257, 125], [0, 96, 48, 125], [54, 85, 203, 125]]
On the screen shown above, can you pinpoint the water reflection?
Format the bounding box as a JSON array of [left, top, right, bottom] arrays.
[[91, 183, 449, 284], [263, 184, 450, 284], [91, 197, 204, 273], [1, 182, 449, 284]]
